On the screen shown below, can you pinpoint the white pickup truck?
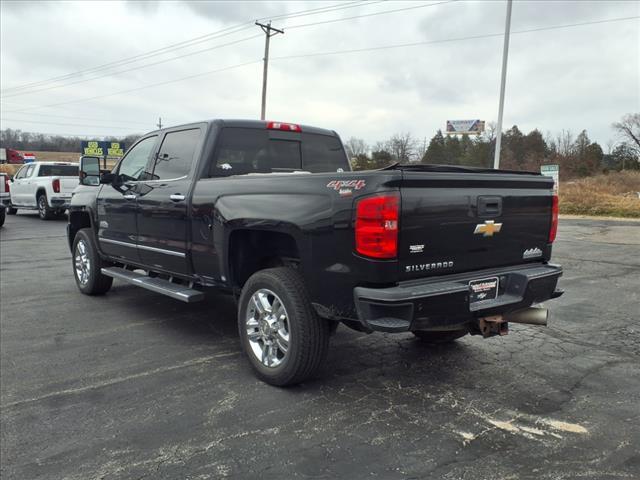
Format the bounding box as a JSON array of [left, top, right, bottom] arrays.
[[7, 162, 79, 220], [0, 172, 10, 226]]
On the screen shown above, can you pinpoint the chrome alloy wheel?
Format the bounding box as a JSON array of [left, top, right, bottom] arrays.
[[245, 289, 290, 368], [74, 239, 91, 285], [38, 196, 47, 218]]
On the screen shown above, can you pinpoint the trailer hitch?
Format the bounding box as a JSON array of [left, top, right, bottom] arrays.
[[477, 306, 549, 338], [478, 315, 508, 337]]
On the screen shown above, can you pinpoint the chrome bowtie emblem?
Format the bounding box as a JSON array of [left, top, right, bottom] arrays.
[[474, 220, 502, 237]]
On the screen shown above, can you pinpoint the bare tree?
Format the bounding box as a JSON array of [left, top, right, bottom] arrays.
[[612, 113, 640, 156], [343, 137, 368, 158], [388, 132, 417, 162], [483, 122, 498, 142], [555, 129, 574, 157], [373, 141, 388, 153], [415, 137, 428, 162], [543, 130, 556, 154]]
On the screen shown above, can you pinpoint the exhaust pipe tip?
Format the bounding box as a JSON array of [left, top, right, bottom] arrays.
[[504, 306, 548, 326]]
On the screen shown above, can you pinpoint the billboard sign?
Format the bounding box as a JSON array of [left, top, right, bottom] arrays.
[[81, 141, 126, 157], [446, 119, 485, 135], [106, 141, 126, 157], [540, 164, 559, 194], [81, 141, 107, 156]]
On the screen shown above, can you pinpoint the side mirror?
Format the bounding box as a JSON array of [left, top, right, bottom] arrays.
[[79, 155, 101, 186], [100, 173, 117, 184]]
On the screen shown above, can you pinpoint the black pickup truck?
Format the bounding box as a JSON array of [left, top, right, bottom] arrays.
[[68, 119, 563, 386]]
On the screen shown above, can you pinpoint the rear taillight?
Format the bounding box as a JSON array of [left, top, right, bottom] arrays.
[[549, 194, 559, 243], [355, 193, 399, 259], [4, 176, 9, 192], [52, 178, 60, 193]]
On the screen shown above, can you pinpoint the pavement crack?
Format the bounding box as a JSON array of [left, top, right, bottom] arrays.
[[2, 352, 240, 409]]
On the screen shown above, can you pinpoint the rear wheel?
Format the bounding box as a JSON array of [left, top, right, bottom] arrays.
[[238, 267, 330, 386], [0, 208, 5, 227], [7, 207, 17, 215], [37, 193, 54, 220], [412, 329, 468, 344], [72, 228, 113, 295]]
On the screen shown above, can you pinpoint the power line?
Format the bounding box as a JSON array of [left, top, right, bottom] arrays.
[[2, 130, 141, 138], [0, 0, 379, 95], [0, 34, 263, 99], [0, 112, 152, 126], [8, 15, 637, 115], [9, 60, 262, 113], [0, 1, 442, 103], [269, 0, 383, 22], [0, 118, 143, 131], [272, 15, 640, 61], [1, 2, 387, 99], [286, 0, 458, 30], [0, 24, 255, 94]]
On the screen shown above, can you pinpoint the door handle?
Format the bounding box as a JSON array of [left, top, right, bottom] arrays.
[[169, 194, 185, 202], [123, 194, 137, 200]]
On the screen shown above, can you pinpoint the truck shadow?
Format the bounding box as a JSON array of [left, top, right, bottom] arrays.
[[107, 283, 477, 390]]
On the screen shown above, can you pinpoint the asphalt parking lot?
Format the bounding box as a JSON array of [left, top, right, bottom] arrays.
[[1, 212, 639, 480]]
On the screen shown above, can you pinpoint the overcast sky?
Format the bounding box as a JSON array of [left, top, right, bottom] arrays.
[[1, 0, 638, 149]]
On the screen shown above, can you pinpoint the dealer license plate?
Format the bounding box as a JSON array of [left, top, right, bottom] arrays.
[[469, 277, 499, 303]]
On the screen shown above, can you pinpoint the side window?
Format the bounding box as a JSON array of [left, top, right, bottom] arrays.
[[151, 128, 201, 180], [302, 134, 350, 173], [25, 165, 35, 177], [117, 136, 157, 181], [210, 128, 302, 177], [14, 166, 26, 179]]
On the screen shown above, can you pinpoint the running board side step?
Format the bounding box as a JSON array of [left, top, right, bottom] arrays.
[[101, 267, 205, 303]]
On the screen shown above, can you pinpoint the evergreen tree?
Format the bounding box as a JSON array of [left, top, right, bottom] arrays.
[[502, 125, 525, 169], [371, 150, 393, 169], [443, 135, 462, 164], [422, 130, 446, 164]]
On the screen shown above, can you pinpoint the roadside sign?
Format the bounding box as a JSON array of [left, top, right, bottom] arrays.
[[541, 164, 559, 194], [81, 141, 125, 157], [446, 119, 485, 135], [81, 141, 107, 156], [106, 142, 125, 157]]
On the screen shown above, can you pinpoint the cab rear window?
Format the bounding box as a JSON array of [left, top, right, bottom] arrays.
[[210, 128, 348, 176], [38, 165, 78, 176]]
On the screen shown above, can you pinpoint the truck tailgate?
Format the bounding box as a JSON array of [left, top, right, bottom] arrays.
[[59, 176, 79, 194], [398, 170, 554, 281]]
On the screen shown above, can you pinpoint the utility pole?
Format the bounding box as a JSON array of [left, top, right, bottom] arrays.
[[493, 0, 513, 169], [157, 117, 163, 129], [256, 21, 284, 121]]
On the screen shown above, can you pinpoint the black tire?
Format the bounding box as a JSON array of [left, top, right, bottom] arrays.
[[7, 207, 17, 215], [72, 228, 113, 295], [238, 267, 330, 386], [412, 329, 468, 344], [0, 208, 5, 227], [37, 193, 54, 220]]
